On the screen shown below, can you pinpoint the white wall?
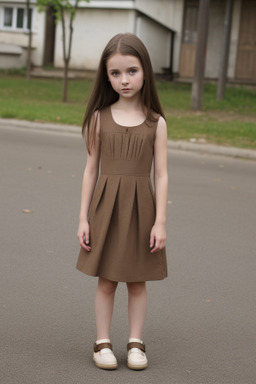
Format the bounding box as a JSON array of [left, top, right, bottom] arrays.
[[135, 0, 181, 29], [136, 16, 170, 73], [54, 7, 170, 73], [54, 9, 136, 70], [0, 41, 25, 68], [31, 4, 46, 66], [135, 0, 184, 73]]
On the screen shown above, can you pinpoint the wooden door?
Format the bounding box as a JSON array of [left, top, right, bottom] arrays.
[[43, 6, 56, 66], [235, 0, 256, 80], [179, 0, 199, 78]]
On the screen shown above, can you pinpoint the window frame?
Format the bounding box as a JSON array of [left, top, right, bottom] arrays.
[[1, 5, 34, 32]]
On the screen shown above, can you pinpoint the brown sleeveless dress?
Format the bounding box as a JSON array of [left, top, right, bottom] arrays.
[[76, 106, 167, 282]]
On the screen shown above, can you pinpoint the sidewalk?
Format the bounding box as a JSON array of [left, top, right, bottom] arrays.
[[31, 67, 96, 80], [1, 117, 256, 160]]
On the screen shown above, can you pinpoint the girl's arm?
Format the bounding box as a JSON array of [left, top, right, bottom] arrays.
[[77, 115, 100, 251], [150, 116, 168, 253]]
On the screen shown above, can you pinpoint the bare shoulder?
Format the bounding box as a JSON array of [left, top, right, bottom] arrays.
[[92, 110, 101, 136], [156, 116, 167, 139]]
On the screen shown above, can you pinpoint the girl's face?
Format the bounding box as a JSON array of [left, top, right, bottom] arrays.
[[106, 54, 144, 100]]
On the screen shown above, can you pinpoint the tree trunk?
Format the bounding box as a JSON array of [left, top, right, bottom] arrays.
[[60, 7, 67, 102], [217, 0, 234, 100], [60, 1, 80, 102], [26, 0, 32, 79], [61, 2, 78, 102], [190, 0, 211, 110], [62, 60, 68, 102]]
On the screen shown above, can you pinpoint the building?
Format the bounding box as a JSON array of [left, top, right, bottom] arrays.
[[0, 0, 45, 69], [0, 0, 256, 82]]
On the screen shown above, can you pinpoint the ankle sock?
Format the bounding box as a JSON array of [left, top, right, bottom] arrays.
[[129, 338, 143, 344], [96, 338, 110, 345]]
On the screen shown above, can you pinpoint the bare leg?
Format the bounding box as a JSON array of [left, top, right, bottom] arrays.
[[126, 282, 147, 339], [95, 277, 118, 340]]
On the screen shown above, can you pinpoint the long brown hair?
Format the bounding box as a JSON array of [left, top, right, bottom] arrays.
[[83, 33, 165, 153]]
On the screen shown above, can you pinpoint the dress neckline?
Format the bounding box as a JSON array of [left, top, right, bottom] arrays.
[[109, 106, 146, 128]]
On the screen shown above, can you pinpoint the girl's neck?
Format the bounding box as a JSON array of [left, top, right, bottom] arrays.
[[114, 95, 143, 112], [111, 97, 146, 127]]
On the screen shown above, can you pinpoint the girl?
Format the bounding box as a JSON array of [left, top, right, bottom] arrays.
[[77, 33, 168, 370]]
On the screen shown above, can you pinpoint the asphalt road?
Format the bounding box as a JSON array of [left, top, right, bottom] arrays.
[[1, 126, 256, 384]]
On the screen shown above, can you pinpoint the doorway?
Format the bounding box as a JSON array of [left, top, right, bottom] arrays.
[[235, 0, 256, 81], [179, 0, 199, 78], [43, 6, 56, 66]]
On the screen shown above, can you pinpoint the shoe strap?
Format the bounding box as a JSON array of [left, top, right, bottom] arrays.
[[94, 342, 113, 353], [127, 342, 146, 352]]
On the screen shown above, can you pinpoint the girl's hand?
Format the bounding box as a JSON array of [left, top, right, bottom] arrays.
[[77, 219, 91, 251], [149, 222, 166, 253]]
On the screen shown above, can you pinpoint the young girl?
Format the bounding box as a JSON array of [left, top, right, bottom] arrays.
[[77, 33, 168, 370]]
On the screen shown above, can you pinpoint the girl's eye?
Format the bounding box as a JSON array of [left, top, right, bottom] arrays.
[[130, 69, 137, 74], [111, 71, 119, 77]]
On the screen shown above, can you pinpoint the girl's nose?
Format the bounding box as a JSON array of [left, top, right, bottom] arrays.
[[121, 75, 129, 85]]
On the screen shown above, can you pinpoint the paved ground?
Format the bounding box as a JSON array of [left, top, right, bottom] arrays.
[[0, 125, 256, 384]]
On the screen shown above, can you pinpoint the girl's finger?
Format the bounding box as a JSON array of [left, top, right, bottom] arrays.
[[151, 238, 166, 253], [78, 233, 85, 246], [77, 232, 90, 251], [84, 232, 90, 245], [80, 237, 91, 251], [150, 239, 160, 253], [83, 233, 91, 251], [158, 240, 164, 250], [149, 233, 155, 248]]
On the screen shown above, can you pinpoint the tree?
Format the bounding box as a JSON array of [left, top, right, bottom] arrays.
[[26, 0, 33, 79], [190, 0, 211, 110], [37, 0, 89, 102], [216, 0, 234, 100]]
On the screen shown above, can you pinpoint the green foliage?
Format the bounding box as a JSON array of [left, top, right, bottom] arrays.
[[36, 0, 89, 20]]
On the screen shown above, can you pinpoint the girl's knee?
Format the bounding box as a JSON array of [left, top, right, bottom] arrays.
[[98, 277, 118, 295], [127, 282, 146, 296]]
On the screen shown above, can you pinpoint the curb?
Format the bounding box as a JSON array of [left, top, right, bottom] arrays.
[[167, 141, 256, 160], [0, 118, 81, 135], [1, 118, 256, 160]]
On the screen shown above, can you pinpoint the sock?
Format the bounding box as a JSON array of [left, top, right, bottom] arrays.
[[96, 338, 110, 344], [129, 338, 143, 343]]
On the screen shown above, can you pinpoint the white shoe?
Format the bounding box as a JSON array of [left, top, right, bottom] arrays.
[[127, 338, 148, 370], [93, 339, 118, 370]]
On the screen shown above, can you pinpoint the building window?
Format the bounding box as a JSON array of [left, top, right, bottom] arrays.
[[3, 7, 13, 27], [1, 6, 33, 31], [17, 8, 24, 29]]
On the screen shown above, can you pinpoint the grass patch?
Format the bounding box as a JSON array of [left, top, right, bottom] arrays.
[[0, 73, 256, 149], [166, 116, 256, 149], [0, 75, 91, 125]]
